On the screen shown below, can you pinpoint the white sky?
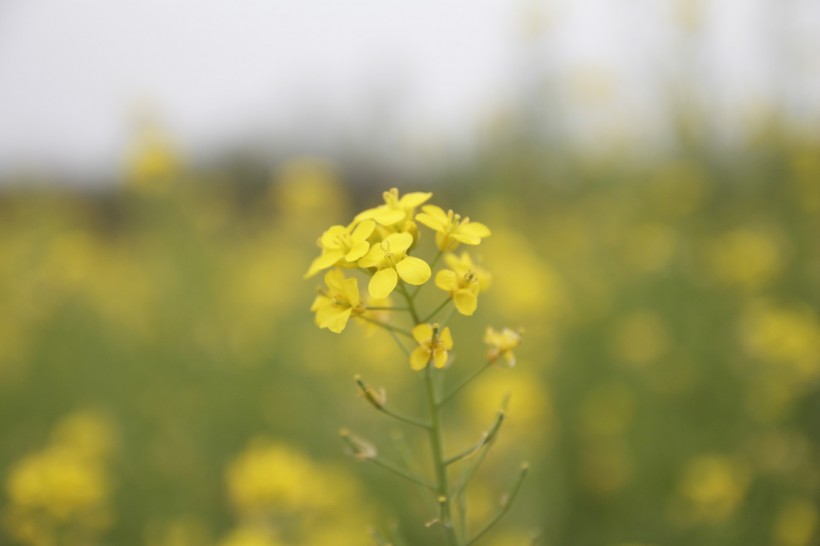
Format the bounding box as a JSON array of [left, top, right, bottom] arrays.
[[0, 0, 818, 178]]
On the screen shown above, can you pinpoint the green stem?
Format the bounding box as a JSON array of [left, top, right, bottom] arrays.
[[397, 282, 421, 324], [439, 361, 493, 406], [359, 315, 414, 338], [378, 405, 431, 430], [370, 456, 437, 491], [425, 366, 460, 546], [444, 410, 505, 466], [366, 306, 408, 311], [464, 464, 529, 546], [422, 298, 452, 323]]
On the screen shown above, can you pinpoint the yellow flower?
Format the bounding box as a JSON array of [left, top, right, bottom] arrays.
[[304, 220, 376, 278], [410, 323, 453, 371], [445, 252, 491, 290], [435, 252, 491, 315], [310, 270, 364, 333], [415, 205, 491, 251], [484, 327, 522, 367], [358, 232, 431, 298], [355, 188, 432, 226]]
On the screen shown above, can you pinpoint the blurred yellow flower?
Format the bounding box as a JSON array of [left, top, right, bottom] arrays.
[[310, 269, 364, 333], [358, 232, 431, 298], [3, 410, 117, 546], [675, 455, 750, 524], [709, 228, 784, 291], [774, 498, 818, 546], [416, 205, 491, 251], [410, 323, 453, 371], [304, 219, 376, 278], [484, 327, 522, 367], [355, 187, 431, 226]]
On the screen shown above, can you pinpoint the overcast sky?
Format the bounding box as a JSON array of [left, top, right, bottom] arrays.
[[0, 0, 818, 178]]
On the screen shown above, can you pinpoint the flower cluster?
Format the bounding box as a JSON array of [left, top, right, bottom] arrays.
[[306, 188, 526, 546], [307, 188, 504, 371]]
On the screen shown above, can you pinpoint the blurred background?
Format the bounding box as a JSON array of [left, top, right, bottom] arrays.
[[1, 1, 819, 545]]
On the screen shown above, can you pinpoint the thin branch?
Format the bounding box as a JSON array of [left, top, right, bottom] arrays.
[[369, 456, 438, 491], [464, 463, 530, 546], [439, 361, 493, 406], [444, 410, 505, 466], [421, 298, 452, 324], [359, 315, 414, 339]]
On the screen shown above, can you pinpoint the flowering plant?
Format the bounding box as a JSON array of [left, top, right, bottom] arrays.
[[307, 188, 526, 545]]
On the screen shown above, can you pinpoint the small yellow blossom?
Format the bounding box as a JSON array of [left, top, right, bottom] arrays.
[[304, 219, 376, 278], [310, 270, 364, 333], [435, 252, 491, 315], [355, 188, 432, 226], [484, 327, 522, 367], [445, 252, 491, 290], [415, 205, 491, 251], [410, 323, 453, 371], [358, 232, 431, 298]]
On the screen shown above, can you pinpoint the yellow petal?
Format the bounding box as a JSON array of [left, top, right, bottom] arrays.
[[384, 232, 414, 254], [435, 269, 458, 291], [396, 256, 431, 285], [324, 308, 352, 333], [342, 276, 360, 307], [351, 219, 376, 242], [369, 268, 398, 299], [372, 207, 405, 226], [345, 240, 370, 262], [453, 289, 477, 316], [320, 225, 347, 249], [439, 327, 453, 349], [459, 222, 491, 238], [412, 323, 433, 343], [358, 245, 383, 268], [310, 294, 330, 312], [410, 346, 431, 371], [324, 269, 346, 292], [304, 250, 344, 278], [432, 348, 448, 368], [398, 191, 432, 208], [415, 205, 449, 231]]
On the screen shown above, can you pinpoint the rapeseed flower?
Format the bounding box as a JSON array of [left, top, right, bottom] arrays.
[[304, 219, 376, 278], [355, 188, 432, 226], [435, 252, 491, 315], [415, 205, 491, 251], [484, 327, 522, 367], [311, 270, 364, 333], [358, 232, 431, 298], [410, 323, 453, 371]]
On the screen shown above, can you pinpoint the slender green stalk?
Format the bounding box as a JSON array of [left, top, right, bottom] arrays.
[[444, 410, 505, 466], [464, 464, 529, 546], [397, 282, 421, 323], [378, 405, 430, 429], [359, 315, 414, 338], [370, 456, 438, 491], [366, 306, 408, 311], [386, 328, 411, 356], [422, 298, 452, 323], [425, 365, 460, 546], [440, 361, 493, 406]]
